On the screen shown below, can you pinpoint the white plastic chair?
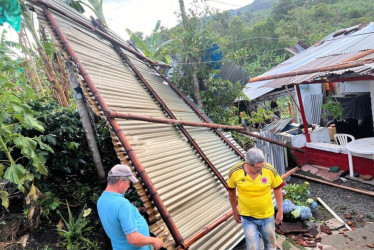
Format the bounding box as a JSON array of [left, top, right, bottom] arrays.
[[334, 133, 355, 146]]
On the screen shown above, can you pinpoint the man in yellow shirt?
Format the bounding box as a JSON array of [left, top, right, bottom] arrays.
[[228, 148, 285, 250]]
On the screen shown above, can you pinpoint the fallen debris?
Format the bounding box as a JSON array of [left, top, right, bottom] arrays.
[[278, 222, 309, 233], [317, 197, 352, 230]]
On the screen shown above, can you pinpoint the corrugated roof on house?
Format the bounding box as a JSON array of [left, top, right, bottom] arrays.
[[249, 22, 374, 89], [29, 0, 246, 249]]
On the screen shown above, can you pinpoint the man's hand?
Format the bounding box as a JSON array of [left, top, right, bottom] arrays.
[[152, 238, 163, 249], [275, 210, 283, 225], [233, 210, 242, 223], [228, 189, 241, 223]]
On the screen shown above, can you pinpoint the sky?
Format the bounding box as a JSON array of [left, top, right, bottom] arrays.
[[0, 0, 253, 44], [102, 0, 254, 40]]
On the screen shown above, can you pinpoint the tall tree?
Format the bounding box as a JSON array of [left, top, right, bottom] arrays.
[[177, 0, 203, 107], [174, 0, 222, 108]]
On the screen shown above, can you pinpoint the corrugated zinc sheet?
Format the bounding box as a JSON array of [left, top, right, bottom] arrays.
[[263, 118, 293, 134], [255, 131, 286, 175], [248, 22, 374, 92], [219, 61, 250, 86], [124, 48, 245, 249], [32, 0, 245, 249], [243, 80, 275, 100], [302, 94, 323, 125]]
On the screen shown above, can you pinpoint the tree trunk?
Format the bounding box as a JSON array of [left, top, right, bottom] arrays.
[[192, 70, 203, 108], [178, 0, 188, 28], [178, 0, 204, 108], [19, 27, 46, 96], [66, 63, 106, 179]]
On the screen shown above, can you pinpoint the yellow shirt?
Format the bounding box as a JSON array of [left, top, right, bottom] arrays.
[[227, 162, 284, 219]]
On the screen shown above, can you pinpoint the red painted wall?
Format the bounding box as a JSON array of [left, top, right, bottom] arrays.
[[294, 147, 374, 176]]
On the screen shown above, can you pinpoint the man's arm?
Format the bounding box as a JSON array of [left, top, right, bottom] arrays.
[[228, 188, 241, 223], [273, 187, 283, 225], [126, 231, 163, 249]]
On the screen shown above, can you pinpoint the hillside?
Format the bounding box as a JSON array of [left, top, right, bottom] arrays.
[[208, 0, 374, 77]]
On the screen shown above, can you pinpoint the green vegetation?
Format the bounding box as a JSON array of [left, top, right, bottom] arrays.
[[133, 0, 374, 132], [0, 28, 137, 248], [1, 0, 374, 248], [284, 182, 311, 206], [57, 202, 98, 249], [282, 239, 292, 250], [321, 95, 344, 121], [247, 107, 274, 129], [0, 32, 50, 210]]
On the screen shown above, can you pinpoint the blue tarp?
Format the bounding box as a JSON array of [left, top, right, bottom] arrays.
[[202, 44, 222, 70], [0, 0, 21, 32]]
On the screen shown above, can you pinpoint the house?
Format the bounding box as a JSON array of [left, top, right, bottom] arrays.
[[248, 22, 374, 176]]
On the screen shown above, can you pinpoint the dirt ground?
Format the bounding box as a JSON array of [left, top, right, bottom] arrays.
[[233, 169, 374, 250], [320, 222, 374, 249], [233, 222, 374, 250]]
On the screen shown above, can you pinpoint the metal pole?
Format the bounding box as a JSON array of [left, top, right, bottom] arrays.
[[108, 111, 243, 130], [295, 85, 311, 142], [108, 111, 305, 153]]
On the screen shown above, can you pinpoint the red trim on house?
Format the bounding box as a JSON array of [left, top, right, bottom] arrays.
[[294, 147, 374, 176]]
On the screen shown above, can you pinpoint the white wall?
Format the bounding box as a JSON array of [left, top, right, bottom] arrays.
[[300, 83, 322, 96], [339, 80, 373, 94]]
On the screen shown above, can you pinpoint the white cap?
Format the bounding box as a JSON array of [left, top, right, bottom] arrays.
[[108, 164, 138, 183]]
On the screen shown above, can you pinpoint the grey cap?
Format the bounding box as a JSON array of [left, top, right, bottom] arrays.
[[108, 164, 138, 183]]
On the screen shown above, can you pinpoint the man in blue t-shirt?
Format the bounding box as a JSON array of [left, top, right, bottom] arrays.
[[97, 164, 163, 250]]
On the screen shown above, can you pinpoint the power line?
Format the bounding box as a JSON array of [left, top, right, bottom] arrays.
[[172, 29, 374, 65], [174, 47, 286, 65], [178, 36, 301, 55]]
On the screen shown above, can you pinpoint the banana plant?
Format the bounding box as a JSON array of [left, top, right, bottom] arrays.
[[126, 20, 175, 64], [0, 37, 53, 209], [63, 0, 107, 26]]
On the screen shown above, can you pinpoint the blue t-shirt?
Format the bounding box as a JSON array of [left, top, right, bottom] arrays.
[[97, 191, 151, 250]]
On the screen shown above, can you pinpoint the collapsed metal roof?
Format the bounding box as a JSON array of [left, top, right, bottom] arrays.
[[245, 22, 374, 100], [28, 0, 246, 248]]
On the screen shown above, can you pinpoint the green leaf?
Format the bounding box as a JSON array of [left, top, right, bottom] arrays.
[[23, 113, 44, 132], [44, 134, 57, 145], [24, 84, 36, 99], [51, 201, 60, 210], [17, 184, 25, 193], [0, 110, 5, 125], [4, 164, 26, 184], [34, 136, 54, 153], [25, 172, 34, 181], [14, 136, 37, 159], [32, 154, 48, 176], [0, 190, 9, 209], [67, 142, 79, 150], [0, 163, 4, 177]]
